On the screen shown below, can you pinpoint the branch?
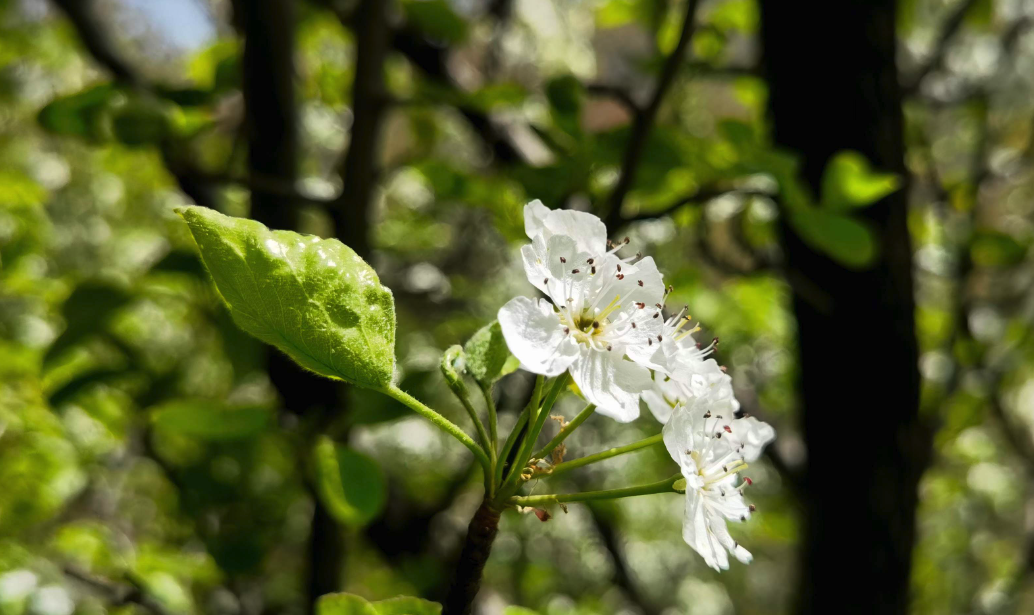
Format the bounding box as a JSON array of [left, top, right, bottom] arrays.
[[64, 566, 173, 615], [49, 0, 140, 83], [602, 0, 702, 230], [585, 83, 640, 116], [332, 0, 391, 256], [586, 504, 662, 615], [903, 0, 980, 95]]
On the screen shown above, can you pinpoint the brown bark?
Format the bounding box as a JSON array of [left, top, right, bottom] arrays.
[[443, 499, 503, 615]]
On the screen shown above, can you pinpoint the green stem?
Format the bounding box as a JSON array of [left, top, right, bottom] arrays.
[[548, 433, 664, 478], [456, 389, 493, 461], [531, 403, 595, 461], [383, 385, 491, 474], [500, 373, 570, 496], [494, 409, 528, 489], [509, 474, 680, 507], [493, 376, 542, 489], [478, 380, 498, 454]]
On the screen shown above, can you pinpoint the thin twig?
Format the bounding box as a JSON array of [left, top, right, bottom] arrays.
[[64, 566, 173, 615], [602, 0, 702, 229], [903, 0, 981, 95]]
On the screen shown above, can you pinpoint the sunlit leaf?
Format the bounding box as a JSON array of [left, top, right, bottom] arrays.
[[371, 597, 442, 615], [317, 594, 378, 615], [152, 400, 273, 441], [312, 437, 387, 528], [178, 206, 396, 389], [820, 150, 900, 211], [789, 209, 879, 268], [317, 594, 440, 615]]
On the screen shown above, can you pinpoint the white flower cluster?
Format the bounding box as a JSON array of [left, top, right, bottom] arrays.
[[499, 201, 775, 570]]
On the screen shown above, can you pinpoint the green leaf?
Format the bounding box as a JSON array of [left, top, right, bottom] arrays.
[[789, 209, 879, 269], [177, 206, 396, 389], [317, 594, 441, 615], [317, 594, 378, 615], [47, 367, 127, 408], [151, 400, 273, 441], [820, 151, 900, 211], [371, 597, 442, 615], [111, 98, 171, 146], [463, 321, 518, 385], [503, 608, 541, 615], [37, 84, 117, 140], [312, 437, 387, 528], [970, 230, 1027, 267], [402, 0, 469, 44], [44, 283, 133, 366]]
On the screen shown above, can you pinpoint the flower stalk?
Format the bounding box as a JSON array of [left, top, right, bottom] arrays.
[[548, 433, 664, 477], [509, 474, 681, 507]]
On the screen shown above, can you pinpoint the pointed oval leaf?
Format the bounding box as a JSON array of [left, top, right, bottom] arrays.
[[177, 206, 395, 388], [789, 209, 879, 269], [820, 150, 900, 211], [372, 597, 442, 615], [151, 400, 273, 441], [317, 594, 378, 615], [463, 321, 518, 385], [312, 437, 387, 528]]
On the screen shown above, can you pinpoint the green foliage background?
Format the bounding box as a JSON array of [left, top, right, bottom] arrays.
[[0, 0, 1032, 614]]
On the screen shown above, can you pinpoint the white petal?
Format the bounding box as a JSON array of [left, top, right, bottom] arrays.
[[521, 242, 550, 295], [728, 415, 776, 462], [524, 199, 551, 240], [569, 349, 650, 422], [643, 388, 675, 423], [684, 491, 727, 571], [498, 297, 579, 376]]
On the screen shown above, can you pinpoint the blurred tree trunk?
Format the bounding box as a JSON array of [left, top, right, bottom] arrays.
[[230, 1, 346, 611], [759, 2, 931, 614]]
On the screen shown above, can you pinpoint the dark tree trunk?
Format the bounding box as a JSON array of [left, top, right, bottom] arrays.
[[333, 0, 390, 256], [759, 2, 931, 614], [231, 1, 346, 611]]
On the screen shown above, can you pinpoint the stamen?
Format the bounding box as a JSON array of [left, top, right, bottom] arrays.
[[560, 257, 566, 263], [616, 273, 624, 280], [637, 280, 643, 286], [571, 269, 580, 274], [587, 258, 594, 264]]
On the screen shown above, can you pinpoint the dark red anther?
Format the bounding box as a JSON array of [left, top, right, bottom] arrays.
[[723, 425, 732, 433], [587, 258, 594, 264], [744, 477, 753, 486], [571, 269, 580, 274], [534, 508, 552, 522], [560, 257, 566, 263], [749, 504, 757, 512], [637, 280, 643, 286], [616, 273, 624, 280]]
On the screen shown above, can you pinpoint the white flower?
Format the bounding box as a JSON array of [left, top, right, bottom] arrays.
[[499, 201, 667, 422], [644, 355, 737, 423], [664, 399, 775, 571]]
